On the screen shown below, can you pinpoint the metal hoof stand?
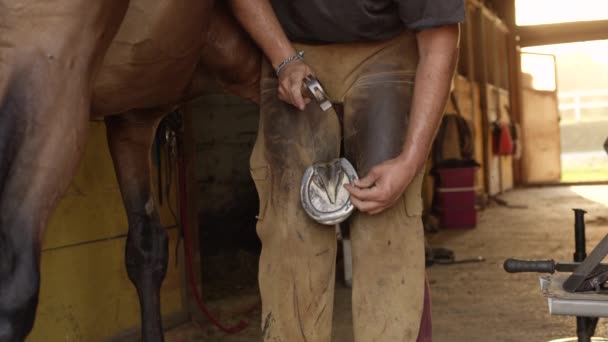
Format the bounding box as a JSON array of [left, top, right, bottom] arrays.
[[505, 209, 608, 342]]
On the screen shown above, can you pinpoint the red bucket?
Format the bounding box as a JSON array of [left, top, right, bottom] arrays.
[[435, 167, 476, 188]]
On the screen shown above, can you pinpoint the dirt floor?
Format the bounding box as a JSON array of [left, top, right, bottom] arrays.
[[165, 185, 608, 342]]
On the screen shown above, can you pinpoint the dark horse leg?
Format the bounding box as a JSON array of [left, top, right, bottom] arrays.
[[105, 110, 169, 342], [0, 1, 127, 341]]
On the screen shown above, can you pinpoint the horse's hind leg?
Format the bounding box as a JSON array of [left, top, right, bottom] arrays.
[[0, 2, 128, 340], [105, 110, 168, 342]]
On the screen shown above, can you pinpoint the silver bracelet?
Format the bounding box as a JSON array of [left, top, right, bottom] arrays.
[[275, 51, 304, 76]]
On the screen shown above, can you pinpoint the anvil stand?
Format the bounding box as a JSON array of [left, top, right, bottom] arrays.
[[504, 208, 608, 341], [572, 209, 599, 342]]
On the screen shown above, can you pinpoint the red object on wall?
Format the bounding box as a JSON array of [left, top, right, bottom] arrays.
[[492, 122, 514, 155]]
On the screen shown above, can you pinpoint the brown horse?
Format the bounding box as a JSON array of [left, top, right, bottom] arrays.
[[0, 1, 260, 341]]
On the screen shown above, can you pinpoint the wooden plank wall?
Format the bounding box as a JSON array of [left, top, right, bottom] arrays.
[[27, 122, 187, 341], [498, 91, 515, 192], [484, 85, 515, 195], [424, 2, 518, 209], [469, 1, 516, 196], [444, 75, 485, 193]]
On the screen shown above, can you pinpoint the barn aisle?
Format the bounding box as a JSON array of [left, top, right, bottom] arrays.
[[164, 186, 608, 342]]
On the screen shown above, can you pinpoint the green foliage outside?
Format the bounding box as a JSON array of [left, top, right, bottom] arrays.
[[562, 155, 608, 182], [560, 120, 608, 182]]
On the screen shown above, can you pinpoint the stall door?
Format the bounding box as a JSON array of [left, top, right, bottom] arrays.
[[520, 52, 562, 184]]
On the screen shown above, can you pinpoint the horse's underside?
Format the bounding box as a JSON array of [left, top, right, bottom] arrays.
[[0, 0, 260, 341]]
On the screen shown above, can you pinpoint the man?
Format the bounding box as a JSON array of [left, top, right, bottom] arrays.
[[229, 1, 463, 341]]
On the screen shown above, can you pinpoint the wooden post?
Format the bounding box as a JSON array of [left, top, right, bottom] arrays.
[[471, 4, 491, 195], [500, 0, 524, 186]]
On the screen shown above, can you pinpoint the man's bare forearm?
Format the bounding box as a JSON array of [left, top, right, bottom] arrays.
[[229, 0, 295, 69], [400, 24, 460, 169]]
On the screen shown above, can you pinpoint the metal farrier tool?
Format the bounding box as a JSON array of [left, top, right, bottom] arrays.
[[504, 209, 608, 341], [302, 75, 333, 112], [300, 76, 357, 287], [505, 210, 608, 293]]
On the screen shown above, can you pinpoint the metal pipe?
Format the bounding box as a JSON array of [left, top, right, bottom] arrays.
[[573, 208, 587, 263], [572, 208, 596, 342]]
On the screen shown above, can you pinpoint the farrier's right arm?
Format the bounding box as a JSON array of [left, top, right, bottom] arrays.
[[229, 0, 312, 110]]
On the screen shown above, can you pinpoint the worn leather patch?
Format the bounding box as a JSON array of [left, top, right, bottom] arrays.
[[250, 165, 270, 220], [405, 171, 425, 217]]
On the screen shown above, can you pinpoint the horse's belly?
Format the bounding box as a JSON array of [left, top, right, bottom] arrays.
[[92, 0, 213, 116]]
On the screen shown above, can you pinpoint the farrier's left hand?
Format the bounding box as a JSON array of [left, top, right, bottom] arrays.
[[344, 156, 417, 215], [277, 59, 313, 110]]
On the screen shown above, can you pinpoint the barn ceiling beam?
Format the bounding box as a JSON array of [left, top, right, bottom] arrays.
[[518, 20, 608, 47]]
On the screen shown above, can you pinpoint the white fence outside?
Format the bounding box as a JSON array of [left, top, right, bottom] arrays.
[[559, 89, 608, 122]]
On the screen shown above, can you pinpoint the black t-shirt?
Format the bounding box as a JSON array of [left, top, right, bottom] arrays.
[[270, 0, 465, 43]]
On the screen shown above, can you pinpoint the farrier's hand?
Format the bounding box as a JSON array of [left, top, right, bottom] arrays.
[[277, 59, 313, 111], [344, 156, 417, 215]]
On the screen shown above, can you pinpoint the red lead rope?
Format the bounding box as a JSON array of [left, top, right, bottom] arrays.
[[177, 149, 248, 334]]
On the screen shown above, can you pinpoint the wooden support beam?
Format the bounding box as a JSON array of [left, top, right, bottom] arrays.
[[500, 0, 525, 186], [519, 20, 608, 47], [472, 7, 492, 194]]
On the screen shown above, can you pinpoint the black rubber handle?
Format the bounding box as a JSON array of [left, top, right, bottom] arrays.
[[503, 259, 556, 274]]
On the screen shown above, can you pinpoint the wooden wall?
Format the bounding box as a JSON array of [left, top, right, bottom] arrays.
[[467, 1, 516, 196], [423, 1, 519, 210], [520, 89, 562, 183], [27, 122, 187, 342], [484, 85, 514, 195], [445, 75, 485, 193]]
